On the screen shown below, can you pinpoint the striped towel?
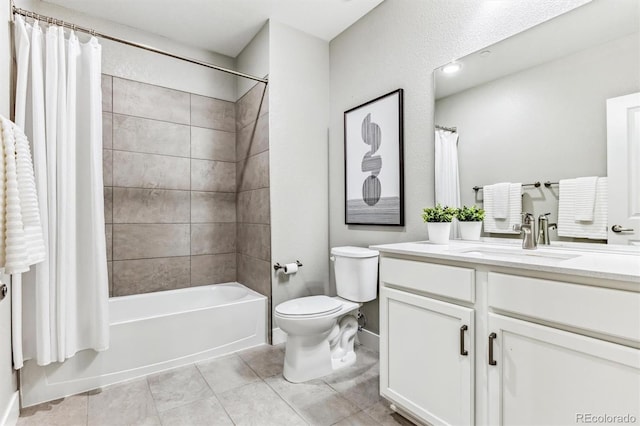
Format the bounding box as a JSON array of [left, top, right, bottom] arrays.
[[491, 182, 511, 219], [573, 176, 598, 221], [558, 177, 608, 240], [0, 116, 46, 273], [483, 183, 522, 234]]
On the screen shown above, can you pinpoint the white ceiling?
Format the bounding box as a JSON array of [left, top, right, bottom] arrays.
[[42, 0, 384, 57]]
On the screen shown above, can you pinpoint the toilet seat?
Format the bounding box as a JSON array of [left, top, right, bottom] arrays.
[[275, 295, 343, 318]]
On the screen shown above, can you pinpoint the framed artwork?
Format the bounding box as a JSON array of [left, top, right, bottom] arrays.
[[344, 89, 404, 225]]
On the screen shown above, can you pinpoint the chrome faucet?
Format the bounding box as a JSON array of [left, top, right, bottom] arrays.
[[537, 213, 557, 245], [513, 212, 537, 250]]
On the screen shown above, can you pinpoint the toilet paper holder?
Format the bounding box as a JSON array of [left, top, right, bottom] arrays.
[[273, 260, 303, 271]]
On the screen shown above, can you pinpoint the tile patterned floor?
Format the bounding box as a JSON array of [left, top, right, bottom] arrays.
[[17, 344, 415, 426]]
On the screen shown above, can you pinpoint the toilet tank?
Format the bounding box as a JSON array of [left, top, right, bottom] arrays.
[[331, 246, 379, 302]]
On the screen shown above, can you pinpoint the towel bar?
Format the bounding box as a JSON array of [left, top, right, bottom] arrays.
[[473, 182, 541, 192]]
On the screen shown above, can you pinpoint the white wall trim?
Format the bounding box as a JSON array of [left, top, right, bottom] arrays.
[[0, 391, 19, 426], [357, 329, 379, 352], [272, 327, 287, 345], [271, 327, 287, 345]]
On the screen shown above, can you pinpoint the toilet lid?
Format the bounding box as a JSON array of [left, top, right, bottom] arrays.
[[275, 296, 343, 317]]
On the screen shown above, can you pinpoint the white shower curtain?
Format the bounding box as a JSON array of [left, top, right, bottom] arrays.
[[435, 129, 460, 207], [435, 129, 461, 236], [12, 16, 109, 367]]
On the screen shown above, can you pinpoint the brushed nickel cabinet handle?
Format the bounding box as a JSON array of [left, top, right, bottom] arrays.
[[460, 325, 468, 356], [488, 332, 497, 366]]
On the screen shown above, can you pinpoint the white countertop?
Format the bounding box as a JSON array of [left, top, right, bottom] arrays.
[[370, 239, 640, 283]]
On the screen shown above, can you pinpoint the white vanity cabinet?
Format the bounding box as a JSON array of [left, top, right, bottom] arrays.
[[379, 257, 476, 425], [486, 272, 640, 425], [376, 246, 640, 426], [487, 313, 640, 426]]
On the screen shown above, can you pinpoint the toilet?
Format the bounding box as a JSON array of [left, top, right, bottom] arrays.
[[275, 246, 379, 383]]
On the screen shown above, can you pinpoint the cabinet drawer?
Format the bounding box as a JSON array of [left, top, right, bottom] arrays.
[[380, 257, 475, 302], [488, 272, 640, 343]]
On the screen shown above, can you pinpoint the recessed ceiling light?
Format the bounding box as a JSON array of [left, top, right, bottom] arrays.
[[442, 62, 462, 74]]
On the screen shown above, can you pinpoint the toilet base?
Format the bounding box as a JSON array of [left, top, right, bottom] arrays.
[[282, 314, 358, 383], [331, 349, 356, 371]]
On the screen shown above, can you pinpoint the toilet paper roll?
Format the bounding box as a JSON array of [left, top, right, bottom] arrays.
[[283, 263, 298, 274]]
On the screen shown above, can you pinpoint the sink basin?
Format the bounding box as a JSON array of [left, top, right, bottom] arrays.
[[454, 247, 581, 261]]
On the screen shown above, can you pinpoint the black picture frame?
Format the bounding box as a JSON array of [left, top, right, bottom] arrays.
[[344, 89, 404, 226]]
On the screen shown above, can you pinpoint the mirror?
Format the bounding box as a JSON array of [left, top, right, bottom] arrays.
[[434, 0, 639, 243]]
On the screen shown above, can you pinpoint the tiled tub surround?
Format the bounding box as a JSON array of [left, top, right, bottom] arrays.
[[236, 83, 271, 300], [102, 75, 268, 297]]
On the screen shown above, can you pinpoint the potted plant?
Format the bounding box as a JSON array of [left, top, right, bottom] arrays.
[[455, 205, 485, 241], [421, 204, 457, 244]]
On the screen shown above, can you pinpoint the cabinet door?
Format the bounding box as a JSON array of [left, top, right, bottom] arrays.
[[488, 313, 640, 426], [380, 286, 474, 425]]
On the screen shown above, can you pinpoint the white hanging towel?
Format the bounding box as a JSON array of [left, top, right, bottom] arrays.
[[489, 182, 511, 219], [483, 183, 522, 234], [0, 116, 46, 273], [558, 177, 608, 240], [573, 176, 598, 221]]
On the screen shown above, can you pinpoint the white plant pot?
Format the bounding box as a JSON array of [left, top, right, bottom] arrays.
[[459, 221, 482, 241], [427, 222, 451, 244]]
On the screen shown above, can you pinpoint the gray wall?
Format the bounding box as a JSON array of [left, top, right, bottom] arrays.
[[436, 33, 640, 240], [269, 22, 330, 329], [104, 76, 240, 296], [15, 0, 238, 101], [328, 0, 590, 334], [1, 0, 18, 420], [237, 23, 270, 99]]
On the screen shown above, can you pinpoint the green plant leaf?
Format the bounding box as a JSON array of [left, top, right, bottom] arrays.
[[455, 205, 485, 222], [421, 204, 457, 222]]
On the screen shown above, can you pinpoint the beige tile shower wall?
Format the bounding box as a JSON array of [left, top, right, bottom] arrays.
[[235, 83, 271, 299], [102, 75, 237, 297]]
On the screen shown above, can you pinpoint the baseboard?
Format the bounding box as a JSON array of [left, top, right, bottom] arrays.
[[0, 391, 19, 426], [356, 329, 379, 352], [271, 327, 287, 345]]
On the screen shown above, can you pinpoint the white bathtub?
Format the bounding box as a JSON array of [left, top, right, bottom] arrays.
[[20, 283, 267, 407]]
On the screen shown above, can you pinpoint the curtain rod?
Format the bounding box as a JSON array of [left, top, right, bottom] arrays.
[[436, 124, 457, 132], [11, 4, 269, 85]]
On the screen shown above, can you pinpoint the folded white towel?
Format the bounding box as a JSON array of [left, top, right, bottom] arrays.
[[483, 183, 522, 234], [558, 177, 607, 240], [490, 182, 511, 219], [574, 176, 598, 221], [0, 116, 46, 273]]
